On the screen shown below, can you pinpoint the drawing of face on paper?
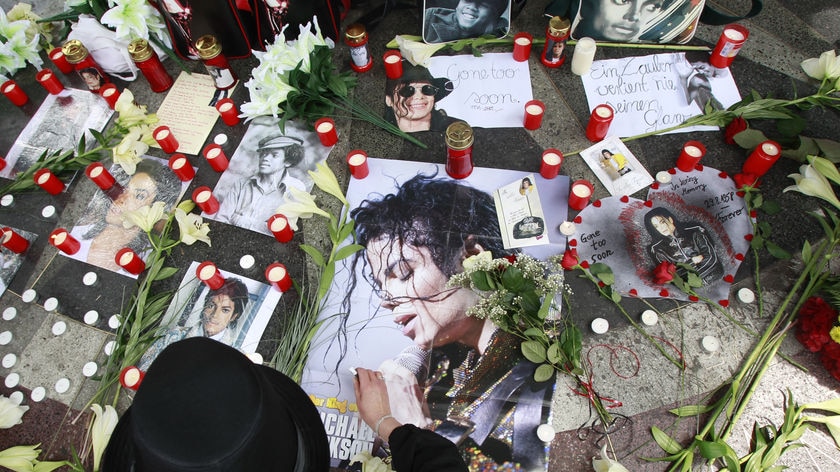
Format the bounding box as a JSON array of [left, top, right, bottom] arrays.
[[575, 167, 752, 302]]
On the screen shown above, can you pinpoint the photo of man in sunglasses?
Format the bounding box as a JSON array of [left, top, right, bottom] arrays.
[[384, 64, 462, 133]]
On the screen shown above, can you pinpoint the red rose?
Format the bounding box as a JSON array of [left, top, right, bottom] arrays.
[[652, 261, 676, 285], [724, 117, 748, 145], [733, 172, 760, 189], [560, 248, 579, 270], [504, 254, 517, 264], [796, 296, 839, 353], [820, 341, 840, 382]]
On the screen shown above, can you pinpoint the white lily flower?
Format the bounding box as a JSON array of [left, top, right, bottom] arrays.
[[0, 41, 24, 77], [592, 444, 630, 472], [803, 414, 840, 449], [808, 155, 840, 186], [275, 187, 329, 231], [122, 201, 166, 232], [6, 4, 50, 46], [90, 404, 119, 472], [801, 49, 840, 80], [115, 89, 157, 129], [5, 29, 42, 70], [175, 208, 211, 246], [0, 395, 28, 428], [0, 444, 39, 472], [0, 9, 28, 40], [100, 0, 166, 42], [784, 164, 840, 210], [112, 127, 149, 175], [308, 162, 347, 205], [395, 35, 447, 67]]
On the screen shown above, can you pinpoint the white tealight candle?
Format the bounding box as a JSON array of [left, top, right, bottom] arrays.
[[591, 317, 609, 334], [0, 194, 13, 207], [701, 335, 720, 352], [84, 310, 99, 325], [22, 288, 37, 303], [737, 287, 756, 304], [30, 386, 46, 402], [214, 133, 228, 146], [108, 314, 121, 329], [52, 321, 67, 336], [525, 104, 543, 115], [0, 330, 11, 345], [41, 205, 56, 219], [240, 254, 255, 269], [656, 171, 672, 184], [44, 297, 59, 312], [2, 353, 17, 368], [9, 391, 24, 405], [55, 378, 70, 394], [104, 340, 116, 355], [4, 372, 19, 388], [2, 307, 17, 321], [641, 310, 658, 326], [536, 423, 556, 443], [83, 361, 98, 377], [558, 221, 576, 236], [83, 271, 98, 286]]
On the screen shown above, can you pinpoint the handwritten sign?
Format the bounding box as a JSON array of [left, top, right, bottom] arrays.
[[581, 53, 741, 137], [428, 53, 532, 128]]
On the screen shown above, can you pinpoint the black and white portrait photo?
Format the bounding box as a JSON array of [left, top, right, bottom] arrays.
[[569, 0, 703, 44], [1, 89, 113, 179], [423, 0, 511, 43], [207, 118, 330, 235]]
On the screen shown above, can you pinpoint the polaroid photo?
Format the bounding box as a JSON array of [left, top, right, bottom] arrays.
[[580, 136, 654, 196]]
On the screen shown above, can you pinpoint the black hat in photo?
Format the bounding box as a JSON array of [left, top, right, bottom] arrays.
[[390, 63, 455, 102], [102, 337, 329, 471]]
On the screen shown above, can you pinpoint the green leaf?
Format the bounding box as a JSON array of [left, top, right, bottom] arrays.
[[697, 440, 730, 459], [337, 220, 355, 242], [300, 244, 325, 267], [523, 327, 544, 338], [560, 326, 582, 369], [776, 113, 806, 138], [651, 426, 683, 455], [782, 136, 821, 162], [501, 265, 525, 292], [761, 199, 780, 214], [547, 342, 563, 364], [152, 266, 179, 281], [611, 289, 621, 303], [520, 291, 542, 314], [537, 291, 554, 320], [90, 128, 109, 147], [815, 138, 840, 162], [669, 404, 715, 417], [521, 340, 547, 363], [334, 244, 364, 261], [765, 240, 792, 259], [470, 271, 494, 291], [733, 129, 769, 150], [533, 363, 555, 382]]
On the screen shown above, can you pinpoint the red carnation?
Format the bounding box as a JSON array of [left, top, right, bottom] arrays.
[[733, 172, 760, 189], [724, 117, 748, 145], [820, 341, 840, 382], [796, 296, 839, 352], [652, 261, 676, 285], [560, 248, 579, 270]]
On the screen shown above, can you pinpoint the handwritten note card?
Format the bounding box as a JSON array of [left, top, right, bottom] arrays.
[[428, 53, 532, 128], [155, 72, 236, 155], [581, 53, 741, 137]]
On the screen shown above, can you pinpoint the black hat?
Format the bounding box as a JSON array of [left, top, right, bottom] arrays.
[[390, 64, 454, 102], [102, 337, 329, 471], [258, 135, 304, 152]]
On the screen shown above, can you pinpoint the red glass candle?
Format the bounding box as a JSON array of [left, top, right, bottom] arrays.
[[49, 47, 74, 74], [346, 150, 369, 179], [193, 186, 220, 214], [742, 140, 781, 177], [197, 261, 225, 290], [154, 126, 179, 153], [267, 214, 294, 243], [34, 169, 65, 195], [709, 24, 749, 69], [99, 83, 120, 109], [513, 32, 533, 62], [128, 38, 173, 93], [119, 366, 145, 391], [568, 180, 594, 211], [115, 247, 146, 275], [445, 121, 474, 180], [540, 149, 563, 179], [676, 141, 706, 172], [265, 262, 293, 292], [523, 100, 545, 130], [49, 229, 81, 255], [1, 227, 29, 253], [36, 69, 64, 95], [195, 35, 238, 90], [383, 50, 403, 79], [2, 80, 28, 106], [62, 39, 110, 92], [168, 154, 195, 181], [215, 98, 240, 126], [586, 104, 614, 142], [203, 144, 229, 172], [315, 117, 339, 146], [85, 162, 117, 190], [345, 24, 373, 73], [541, 16, 570, 68]]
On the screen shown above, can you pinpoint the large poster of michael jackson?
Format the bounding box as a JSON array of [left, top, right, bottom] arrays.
[[302, 158, 570, 470]]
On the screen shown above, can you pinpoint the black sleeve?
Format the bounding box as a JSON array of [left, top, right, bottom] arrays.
[[389, 424, 468, 472]]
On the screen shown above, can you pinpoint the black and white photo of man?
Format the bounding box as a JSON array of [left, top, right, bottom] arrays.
[[423, 0, 510, 43], [214, 135, 306, 233]]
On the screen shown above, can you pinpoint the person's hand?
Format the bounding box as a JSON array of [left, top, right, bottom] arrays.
[[379, 359, 432, 428], [353, 367, 401, 440]]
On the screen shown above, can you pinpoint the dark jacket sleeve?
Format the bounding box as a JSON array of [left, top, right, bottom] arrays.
[[389, 424, 468, 472]]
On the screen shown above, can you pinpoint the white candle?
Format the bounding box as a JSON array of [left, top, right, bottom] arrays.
[[595, 105, 613, 119], [3, 82, 15, 93], [84, 310, 99, 325], [558, 221, 576, 235], [207, 147, 221, 159], [54, 378, 70, 394], [155, 128, 170, 140], [656, 171, 672, 184], [543, 152, 561, 165], [591, 317, 609, 334], [641, 310, 659, 326], [199, 263, 217, 280], [268, 265, 287, 282], [1, 195, 13, 207], [515, 36, 531, 46], [83, 271, 98, 286], [317, 121, 334, 133], [36, 172, 51, 184], [571, 37, 597, 76], [239, 254, 255, 269], [270, 216, 288, 232], [2, 307, 16, 321], [218, 101, 233, 113], [52, 320, 67, 336], [102, 87, 117, 98], [52, 231, 67, 245], [724, 28, 745, 41], [385, 53, 401, 64], [701, 335, 720, 352], [30, 386, 46, 402], [525, 104, 543, 115], [737, 287, 756, 304], [83, 362, 98, 377], [171, 156, 187, 169], [762, 142, 779, 155], [195, 190, 212, 204]]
